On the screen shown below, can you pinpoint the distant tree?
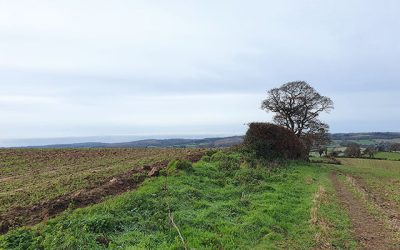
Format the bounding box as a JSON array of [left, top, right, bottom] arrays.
[[261, 81, 334, 138], [364, 146, 377, 158], [261, 81, 333, 155], [307, 122, 331, 154], [377, 142, 391, 152], [344, 143, 361, 158], [390, 143, 400, 152]]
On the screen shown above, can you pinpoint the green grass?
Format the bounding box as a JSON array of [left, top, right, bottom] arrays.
[[339, 158, 400, 209], [311, 169, 357, 249], [375, 151, 400, 161], [1, 153, 355, 249]]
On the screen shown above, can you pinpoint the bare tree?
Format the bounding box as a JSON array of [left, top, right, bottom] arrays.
[[261, 81, 334, 138]]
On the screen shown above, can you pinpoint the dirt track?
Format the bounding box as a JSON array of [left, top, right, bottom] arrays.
[[330, 172, 398, 250]]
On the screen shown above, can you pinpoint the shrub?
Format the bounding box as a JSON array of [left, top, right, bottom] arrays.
[[243, 123, 306, 160], [162, 160, 192, 176], [201, 155, 211, 162], [205, 150, 218, 157], [240, 151, 258, 168], [175, 160, 193, 171], [218, 156, 240, 172], [210, 151, 227, 162], [209, 152, 240, 172]]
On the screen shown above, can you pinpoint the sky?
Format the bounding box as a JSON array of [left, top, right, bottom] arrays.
[[1, 0, 399, 146]]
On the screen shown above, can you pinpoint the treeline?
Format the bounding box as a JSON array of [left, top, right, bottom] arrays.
[[331, 132, 400, 141]]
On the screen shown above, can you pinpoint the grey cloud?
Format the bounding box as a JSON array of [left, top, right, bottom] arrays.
[[0, 0, 399, 142]]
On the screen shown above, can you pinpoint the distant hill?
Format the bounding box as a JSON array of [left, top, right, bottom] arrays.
[[27, 136, 245, 149], [10, 132, 400, 149], [330, 132, 400, 141], [330, 132, 400, 147]]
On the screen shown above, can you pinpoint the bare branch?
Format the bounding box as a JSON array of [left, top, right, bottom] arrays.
[[261, 81, 334, 140]]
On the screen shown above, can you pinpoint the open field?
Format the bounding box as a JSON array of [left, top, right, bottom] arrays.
[[329, 158, 400, 249], [375, 151, 400, 161], [0, 148, 206, 233], [339, 158, 400, 210], [1, 151, 356, 249], [1, 150, 399, 249]]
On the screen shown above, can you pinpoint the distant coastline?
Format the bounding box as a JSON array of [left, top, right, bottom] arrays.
[[1, 132, 400, 149]]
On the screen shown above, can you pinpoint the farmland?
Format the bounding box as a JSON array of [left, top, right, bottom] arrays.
[[329, 158, 400, 249], [375, 151, 400, 161], [338, 158, 400, 218], [0, 151, 356, 249], [1, 149, 399, 249], [0, 148, 206, 233]]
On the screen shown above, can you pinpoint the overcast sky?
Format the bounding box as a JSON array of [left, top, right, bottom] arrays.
[[1, 0, 399, 145]]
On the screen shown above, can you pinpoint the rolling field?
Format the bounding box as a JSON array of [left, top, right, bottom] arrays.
[[1, 151, 356, 249], [1, 149, 399, 249], [337, 157, 400, 234], [329, 158, 400, 249], [375, 151, 400, 161], [339, 158, 400, 209], [0, 148, 206, 233]]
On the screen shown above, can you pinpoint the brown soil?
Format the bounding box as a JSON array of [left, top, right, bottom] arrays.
[[330, 172, 398, 250], [0, 154, 203, 235]]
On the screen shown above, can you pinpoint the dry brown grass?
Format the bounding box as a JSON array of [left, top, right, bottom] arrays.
[[310, 185, 334, 250]]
